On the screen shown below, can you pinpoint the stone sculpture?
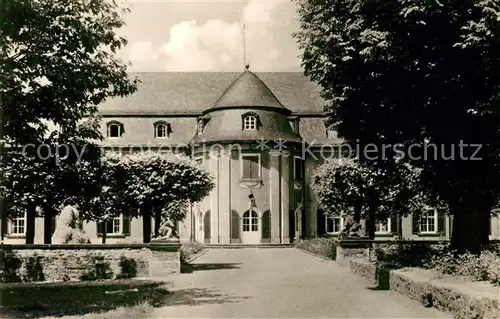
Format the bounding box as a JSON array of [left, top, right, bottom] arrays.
[[156, 217, 178, 239], [339, 214, 366, 239], [51, 205, 91, 244]]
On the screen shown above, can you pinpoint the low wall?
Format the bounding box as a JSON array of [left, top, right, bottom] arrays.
[[348, 259, 500, 319], [0, 243, 180, 282]]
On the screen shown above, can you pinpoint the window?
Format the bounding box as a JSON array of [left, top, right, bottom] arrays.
[[197, 120, 204, 135], [420, 209, 437, 233], [107, 121, 123, 138], [375, 218, 391, 233], [97, 214, 130, 236], [243, 210, 258, 231], [241, 154, 261, 179], [326, 216, 343, 233], [9, 213, 27, 235], [195, 157, 203, 166], [243, 115, 257, 131], [294, 156, 304, 180], [154, 121, 171, 139]]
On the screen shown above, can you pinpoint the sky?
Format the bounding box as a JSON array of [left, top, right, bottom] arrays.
[[117, 0, 303, 72]]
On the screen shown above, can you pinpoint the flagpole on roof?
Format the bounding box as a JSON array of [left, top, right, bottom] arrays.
[[243, 24, 249, 71]]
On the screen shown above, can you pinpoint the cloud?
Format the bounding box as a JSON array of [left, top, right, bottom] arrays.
[[157, 0, 300, 72], [128, 41, 159, 70]]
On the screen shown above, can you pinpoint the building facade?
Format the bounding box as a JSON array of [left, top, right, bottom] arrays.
[[3, 70, 500, 244]]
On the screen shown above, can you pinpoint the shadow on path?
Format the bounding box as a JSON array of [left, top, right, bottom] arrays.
[[165, 287, 250, 306], [0, 280, 170, 318], [181, 263, 241, 273]]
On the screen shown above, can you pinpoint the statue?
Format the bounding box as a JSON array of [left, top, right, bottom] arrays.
[[339, 214, 366, 239], [52, 205, 91, 244], [156, 217, 178, 239]]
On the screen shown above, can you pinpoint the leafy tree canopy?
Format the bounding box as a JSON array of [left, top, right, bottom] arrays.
[[79, 151, 214, 224], [1, 0, 137, 145], [295, 0, 500, 252]]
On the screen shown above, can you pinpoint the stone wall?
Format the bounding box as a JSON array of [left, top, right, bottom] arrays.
[[0, 243, 180, 282], [347, 259, 500, 319]]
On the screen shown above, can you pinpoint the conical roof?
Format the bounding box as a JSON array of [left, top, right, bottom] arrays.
[[204, 70, 290, 114]]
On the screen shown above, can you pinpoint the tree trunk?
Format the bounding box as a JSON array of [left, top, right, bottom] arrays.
[[365, 206, 376, 239], [354, 204, 361, 224], [102, 222, 107, 244], [450, 204, 489, 254], [143, 212, 151, 243], [154, 210, 161, 238], [43, 207, 53, 244], [25, 205, 36, 244]]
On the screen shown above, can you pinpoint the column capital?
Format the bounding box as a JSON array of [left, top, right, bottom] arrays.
[[281, 150, 291, 157]]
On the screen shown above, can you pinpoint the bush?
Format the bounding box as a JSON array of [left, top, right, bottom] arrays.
[[180, 242, 204, 264], [426, 249, 500, 285], [295, 238, 337, 260], [117, 256, 137, 279], [80, 256, 114, 281], [374, 242, 447, 269]]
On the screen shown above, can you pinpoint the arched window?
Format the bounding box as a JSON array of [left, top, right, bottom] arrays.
[[154, 121, 171, 138], [243, 115, 257, 131], [243, 210, 258, 231], [107, 121, 124, 138]]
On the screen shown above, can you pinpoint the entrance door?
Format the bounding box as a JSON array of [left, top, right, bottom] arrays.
[[242, 210, 260, 244]]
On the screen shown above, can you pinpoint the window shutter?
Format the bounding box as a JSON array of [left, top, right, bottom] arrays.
[[412, 214, 420, 234], [122, 215, 131, 236], [489, 217, 492, 235], [97, 221, 104, 235], [51, 215, 57, 235], [1, 218, 7, 236], [437, 211, 446, 234], [317, 209, 326, 235], [390, 217, 398, 234]]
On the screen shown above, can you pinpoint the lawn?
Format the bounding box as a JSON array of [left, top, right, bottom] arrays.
[[0, 279, 171, 318]]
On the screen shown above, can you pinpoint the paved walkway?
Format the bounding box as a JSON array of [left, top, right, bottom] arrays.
[[151, 248, 452, 318]]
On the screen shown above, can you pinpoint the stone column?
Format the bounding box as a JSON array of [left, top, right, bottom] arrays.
[[219, 149, 231, 244], [281, 151, 290, 244], [269, 150, 281, 244], [209, 150, 220, 244]]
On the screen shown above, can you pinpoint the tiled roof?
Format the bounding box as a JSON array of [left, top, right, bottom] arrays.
[[98, 72, 326, 114]]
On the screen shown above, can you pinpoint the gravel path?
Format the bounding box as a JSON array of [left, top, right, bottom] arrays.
[[151, 248, 453, 318]]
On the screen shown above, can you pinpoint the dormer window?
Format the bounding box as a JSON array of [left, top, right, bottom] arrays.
[[107, 121, 124, 138], [197, 120, 204, 135], [197, 115, 211, 135], [288, 116, 300, 133], [242, 112, 260, 131], [154, 121, 171, 139]]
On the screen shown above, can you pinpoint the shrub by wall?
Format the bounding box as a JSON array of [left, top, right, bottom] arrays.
[[295, 238, 337, 260], [0, 243, 180, 283]]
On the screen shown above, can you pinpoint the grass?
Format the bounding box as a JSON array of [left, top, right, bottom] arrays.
[[0, 279, 171, 318]]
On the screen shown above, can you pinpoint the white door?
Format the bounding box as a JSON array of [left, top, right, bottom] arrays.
[[242, 210, 260, 244]]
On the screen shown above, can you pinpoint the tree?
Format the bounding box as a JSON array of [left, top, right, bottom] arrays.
[[295, 0, 500, 253], [312, 158, 438, 238], [84, 151, 214, 243], [0, 0, 137, 242]]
